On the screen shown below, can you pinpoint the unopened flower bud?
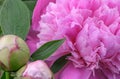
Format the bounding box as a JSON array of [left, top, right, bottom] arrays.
[[16, 60, 53, 79], [0, 35, 30, 71]]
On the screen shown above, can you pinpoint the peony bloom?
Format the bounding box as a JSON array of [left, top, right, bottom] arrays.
[[27, 0, 120, 79], [16, 60, 53, 79]]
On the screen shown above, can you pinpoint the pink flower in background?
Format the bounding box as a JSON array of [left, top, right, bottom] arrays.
[[27, 0, 120, 79], [18, 60, 53, 79]]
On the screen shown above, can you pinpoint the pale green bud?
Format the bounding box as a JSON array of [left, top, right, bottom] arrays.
[[0, 35, 30, 71]]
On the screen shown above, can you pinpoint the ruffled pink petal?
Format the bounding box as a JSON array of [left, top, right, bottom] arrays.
[[26, 0, 56, 53], [102, 68, 120, 79], [94, 5, 119, 26], [55, 62, 92, 79], [89, 69, 107, 79], [27, 0, 120, 78], [32, 0, 56, 31]]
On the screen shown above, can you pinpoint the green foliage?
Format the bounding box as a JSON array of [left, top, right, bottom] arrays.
[[51, 54, 69, 73], [0, 0, 30, 40], [31, 39, 65, 61], [0, 0, 67, 79], [23, 0, 36, 12], [23, 0, 36, 17]]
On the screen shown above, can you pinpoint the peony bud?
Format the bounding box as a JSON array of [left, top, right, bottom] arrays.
[[0, 35, 30, 71], [16, 60, 53, 79]]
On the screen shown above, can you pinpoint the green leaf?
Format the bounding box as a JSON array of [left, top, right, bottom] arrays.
[[0, 0, 30, 40], [0, 0, 4, 13], [0, 26, 3, 36], [0, 0, 4, 6], [0, 0, 4, 36], [23, 0, 36, 12], [1, 72, 5, 79], [23, 0, 36, 18], [31, 39, 65, 61], [50, 54, 69, 73]]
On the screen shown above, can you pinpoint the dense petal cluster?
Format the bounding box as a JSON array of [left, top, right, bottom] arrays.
[[27, 0, 120, 79]]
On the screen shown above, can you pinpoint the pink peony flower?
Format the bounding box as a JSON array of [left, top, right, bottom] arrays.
[[27, 0, 120, 79], [16, 60, 53, 79], [26, 0, 56, 53]]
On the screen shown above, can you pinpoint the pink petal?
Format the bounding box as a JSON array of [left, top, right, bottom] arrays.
[[102, 69, 120, 79], [26, 0, 56, 53], [55, 62, 92, 79], [26, 40, 37, 54], [89, 69, 107, 79], [32, 0, 56, 31], [26, 28, 39, 54]]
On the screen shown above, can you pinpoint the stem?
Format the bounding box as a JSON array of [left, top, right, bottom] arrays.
[[5, 72, 10, 79]]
